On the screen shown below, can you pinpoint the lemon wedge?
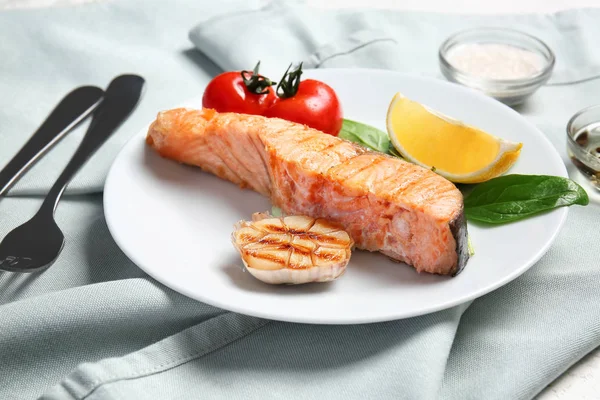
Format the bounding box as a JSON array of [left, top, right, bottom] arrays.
[[386, 93, 522, 184]]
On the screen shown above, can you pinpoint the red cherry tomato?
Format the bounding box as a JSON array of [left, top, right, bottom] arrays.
[[202, 66, 276, 115], [202, 62, 344, 136], [264, 79, 343, 136]]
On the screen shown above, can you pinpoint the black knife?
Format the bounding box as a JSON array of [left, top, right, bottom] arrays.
[[0, 85, 105, 197]]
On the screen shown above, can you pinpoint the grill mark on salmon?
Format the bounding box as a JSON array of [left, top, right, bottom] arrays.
[[296, 135, 318, 145], [315, 141, 338, 155], [147, 108, 469, 275], [343, 157, 386, 183]]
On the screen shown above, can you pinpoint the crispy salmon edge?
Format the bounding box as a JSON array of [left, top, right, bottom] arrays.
[[449, 206, 469, 276]]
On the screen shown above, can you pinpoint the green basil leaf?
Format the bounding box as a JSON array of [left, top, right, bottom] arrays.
[[339, 119, 391, 154], [464, 174, 589, 224], [271, 206, 282, 217]]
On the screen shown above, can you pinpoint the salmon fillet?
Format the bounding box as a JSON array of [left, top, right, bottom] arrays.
[[146, 108, 469, 275]]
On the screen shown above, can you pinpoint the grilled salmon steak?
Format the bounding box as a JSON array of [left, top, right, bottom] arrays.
[[146, 108, 469, 275]]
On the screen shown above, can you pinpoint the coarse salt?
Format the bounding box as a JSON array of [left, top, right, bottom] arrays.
[[446, 43, 544, 80]]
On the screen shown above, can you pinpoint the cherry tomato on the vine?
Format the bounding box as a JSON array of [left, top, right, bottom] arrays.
[[202, 62, 344, 136], [265, 63, 343, 136], [202, 62, 277, 115]]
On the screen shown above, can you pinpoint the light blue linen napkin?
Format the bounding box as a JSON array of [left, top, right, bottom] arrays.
[[0, 0, 260, 196], [0, 1, 599, 399]]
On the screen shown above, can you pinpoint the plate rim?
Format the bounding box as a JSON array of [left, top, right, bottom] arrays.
[[104, 68, 569, 324]]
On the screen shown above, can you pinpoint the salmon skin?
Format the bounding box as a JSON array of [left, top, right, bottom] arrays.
[[146, 108, 469, 275]]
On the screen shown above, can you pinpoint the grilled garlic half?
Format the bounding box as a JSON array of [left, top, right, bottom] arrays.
[[232, 213, 354, 285]]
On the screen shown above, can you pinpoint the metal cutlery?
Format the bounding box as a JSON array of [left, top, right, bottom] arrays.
[[0, 74, 145, 273], [0, 86, 104, 197]]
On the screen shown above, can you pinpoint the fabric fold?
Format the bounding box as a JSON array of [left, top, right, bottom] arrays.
[[43, 305, 470, 400], [189, 2, 600, 84], [41, 313, 270, 400]]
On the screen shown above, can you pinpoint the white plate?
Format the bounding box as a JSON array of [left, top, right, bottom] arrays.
[[104, 68, 568, 324]]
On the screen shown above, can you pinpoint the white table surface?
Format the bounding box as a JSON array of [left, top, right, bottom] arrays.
[[2, 0, 599, 398]]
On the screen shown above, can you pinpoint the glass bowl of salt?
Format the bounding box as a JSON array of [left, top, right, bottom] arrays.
[[439, 28, 555, 106]]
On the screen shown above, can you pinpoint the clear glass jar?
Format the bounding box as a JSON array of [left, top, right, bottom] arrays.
[[439, 28, 555, 106], [567, 105, 600, 190]]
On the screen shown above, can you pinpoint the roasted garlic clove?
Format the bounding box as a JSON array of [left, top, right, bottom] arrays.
[[232, 213, 354, 285]]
